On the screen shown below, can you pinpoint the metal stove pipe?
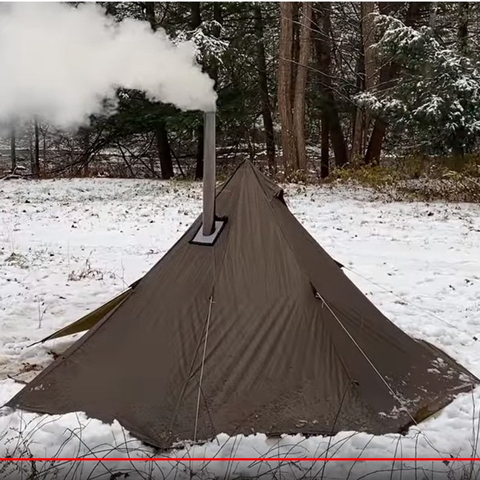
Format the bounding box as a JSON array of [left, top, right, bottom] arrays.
[[202, 111, 216, 236]]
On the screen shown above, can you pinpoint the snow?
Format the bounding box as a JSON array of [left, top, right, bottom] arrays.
[[1, 178, 480, 479]]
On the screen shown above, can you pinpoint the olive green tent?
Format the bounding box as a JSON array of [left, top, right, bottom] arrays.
[[7, 160, 479, 450], [33, 279, 140, 345]]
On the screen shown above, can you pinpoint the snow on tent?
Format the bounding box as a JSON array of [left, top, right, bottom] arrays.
[[5, 116, 479, 449]]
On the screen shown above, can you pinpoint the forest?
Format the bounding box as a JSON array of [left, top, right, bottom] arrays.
[[3, 1, 480, 201]]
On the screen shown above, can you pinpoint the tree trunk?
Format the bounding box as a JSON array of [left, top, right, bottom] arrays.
[[253, 3, 276, 174], [43, 132, 46, 163], [321, 114, 329, 179], [352, 2, 376, 160], [278, 2, 297, 176], [144, 2, 156, 31], [79, 128, 90, 177], [145, 3, 174, 180], [364, 2, 423, 165], [190, 2, 201, 30], [193, 3, 221, 180], [364, 118, 387, 165], [429, 2, 438, 31], [351, 45, 365, 160], [313, 4, 348, 168], [362, 3, 376, 92], [191, 3, 204, 180], [155, 122, 173, 180], [10, 126, 16, 172], [32, 118, 40, 178], [457, 2, 469, 55], [293, 2, 312, 175]]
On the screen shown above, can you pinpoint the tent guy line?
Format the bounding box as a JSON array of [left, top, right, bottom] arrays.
[[313, 290, 446, 459], [27, 263, 477, 347], [193, 295, 214, 445], [315, 290, 420, 425], [343, 265, 478, 342]]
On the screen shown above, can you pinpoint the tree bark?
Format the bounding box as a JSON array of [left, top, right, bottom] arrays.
[[253, 3, 276, 174], [293, 2, 312, 174], [155, 122, 173, 180], [313, 3, 348, 168], [10, 126, 16, 172], [278, 2, 297, 176]]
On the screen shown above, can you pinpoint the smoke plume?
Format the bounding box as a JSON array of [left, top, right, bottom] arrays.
[[0, 3, 216, 128]]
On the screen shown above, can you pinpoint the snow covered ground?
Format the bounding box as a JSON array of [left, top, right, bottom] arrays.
[[0, 177, 480, 479]]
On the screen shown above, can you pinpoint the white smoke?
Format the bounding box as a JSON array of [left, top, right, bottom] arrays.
[[0, 3, 216, 128]]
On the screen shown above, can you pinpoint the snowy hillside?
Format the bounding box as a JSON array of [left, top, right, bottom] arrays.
[[1, 178, 480, 479]]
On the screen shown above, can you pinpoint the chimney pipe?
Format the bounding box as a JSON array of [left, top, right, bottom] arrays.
[[202, 111, 216, 236]]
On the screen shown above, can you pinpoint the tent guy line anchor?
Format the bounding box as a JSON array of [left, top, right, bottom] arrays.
[[342, 265, 478, 342]]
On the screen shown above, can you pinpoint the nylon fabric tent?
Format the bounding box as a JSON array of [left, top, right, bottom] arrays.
[[32, 279, 140, 344], [6, 160, 478, 449]]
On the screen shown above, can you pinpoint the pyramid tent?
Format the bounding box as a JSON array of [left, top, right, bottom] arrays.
[[6, 160, 478, 449]]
